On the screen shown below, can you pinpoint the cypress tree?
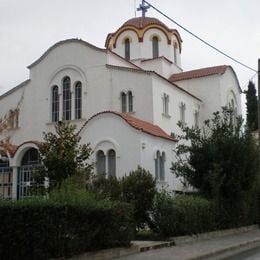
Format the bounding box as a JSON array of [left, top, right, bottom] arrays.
[[245, 81, 258, 131]]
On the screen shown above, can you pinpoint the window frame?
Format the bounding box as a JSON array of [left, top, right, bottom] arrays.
[[62, 77, 72, 121]]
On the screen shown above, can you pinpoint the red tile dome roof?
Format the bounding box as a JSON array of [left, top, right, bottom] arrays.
[[123, 17, 172, 31]]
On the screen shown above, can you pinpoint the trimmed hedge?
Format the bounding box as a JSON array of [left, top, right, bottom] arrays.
[[152, 193, 216, 237], [0, 199, 134, 260]]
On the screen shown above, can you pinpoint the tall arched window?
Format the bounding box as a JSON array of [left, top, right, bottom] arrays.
[[51, 85, 59, 122], [96, 150, 106, 174], [75, 81, 82, 120], [125, 38, 130, 60], [62, 77, 71, 120], [174, 43, 177, 64], [155, 150, 160, 180], [121, 92, 127, 113], [128, 91, 133, 112], [152, 36, 159, 58], [160, 152, 165, 181], [108, 149, 116, 176]]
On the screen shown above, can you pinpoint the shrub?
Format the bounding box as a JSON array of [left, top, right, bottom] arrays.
[[0, 199, 134, 260], [87, 173, 122, 201], [121, 166, 156, 229], [152, 192, 216, 237]]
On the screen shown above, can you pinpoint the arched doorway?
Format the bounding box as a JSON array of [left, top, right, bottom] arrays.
[[17, 148, 41, 199]]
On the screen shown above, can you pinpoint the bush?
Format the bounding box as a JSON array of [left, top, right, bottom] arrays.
[[0, 199, 134, 260], [121, 167, 156, 229], [152, 192, 216, 237], [87, 173, 122, 201]]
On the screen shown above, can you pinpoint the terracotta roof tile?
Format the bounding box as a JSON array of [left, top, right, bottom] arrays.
[[169, 65, 228, 82], [81, 111, 177, 142], [123, 17, 172, 31]]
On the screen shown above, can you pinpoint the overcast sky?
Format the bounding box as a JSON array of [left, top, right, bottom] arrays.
[[0, 0, 259, 99]]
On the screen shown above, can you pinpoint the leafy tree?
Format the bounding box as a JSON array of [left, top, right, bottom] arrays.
[[171, 108, 259, 225], [121, 166, 156, 229], [39, 122, 93, 189], [245, 81, 258, 131]]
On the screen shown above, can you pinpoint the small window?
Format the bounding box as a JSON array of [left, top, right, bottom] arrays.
[[121, 92, 127, 113], [108, 149, 116, 176], [96, 150, 106, 174], [128, 91, 133, 112], [180, 102, 186, 123], [162, 93, 169, 115], [75, 82, 82, 120], [152, 36, 159, 58], [125, 38, 130, 60], [62, 77, 71, 120], [51, 85, 59, 122]]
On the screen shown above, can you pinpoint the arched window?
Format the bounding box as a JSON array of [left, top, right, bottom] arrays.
[[125, 38, 130, 60], [162, 93, 169, 115], [180, 102, 186, 123], [152, 36, 159, 58], [75, 81, 82, 120], [21, 148, 41, 166], [62, 77, 71, 120], [128, 91, 133, 112], [51, 85, 59, 122], [174, 43, 177, 64], [155, 150, 160, 180], [194, 110, 199, 128], [96, 150, 106, 174], [121, 92, 127, 113], [108, 149, 116, 176], [160, 152, 165, 181]]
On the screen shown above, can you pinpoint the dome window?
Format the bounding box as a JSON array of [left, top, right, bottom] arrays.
[[124, 38, 130, 60], [152, 36, 159, 58]]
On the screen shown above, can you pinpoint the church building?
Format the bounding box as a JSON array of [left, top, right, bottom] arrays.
[[0, 7, 242, 199]]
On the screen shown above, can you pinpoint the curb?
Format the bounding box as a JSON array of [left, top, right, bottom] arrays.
[[67, 241, 174, 260]]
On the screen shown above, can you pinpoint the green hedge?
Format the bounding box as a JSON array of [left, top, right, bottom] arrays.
[[0, 199, 134, 260], [152, 193, 216, 237]]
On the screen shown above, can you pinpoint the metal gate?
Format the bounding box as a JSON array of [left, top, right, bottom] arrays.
[[0, 167, 13, 199], [17, 165, 43, 200]]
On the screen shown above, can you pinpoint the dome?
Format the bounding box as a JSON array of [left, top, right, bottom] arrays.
[[122, 17, 172, 31], [105, 16, 182, 50]]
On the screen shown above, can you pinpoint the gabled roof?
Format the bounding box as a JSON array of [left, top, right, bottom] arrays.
[[28, 39, 106, 69], [0, 79, 29, 100], [80, 111, 177, 142], [169, 65, 228, 82]]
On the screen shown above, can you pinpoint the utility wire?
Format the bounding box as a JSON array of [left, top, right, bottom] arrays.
[[144, 0, 257, 73]]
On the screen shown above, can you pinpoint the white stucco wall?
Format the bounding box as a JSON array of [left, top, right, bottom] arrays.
[[151, 75, 201, 136], [174, 70, 242, 124], [80, 112, 179, 190]]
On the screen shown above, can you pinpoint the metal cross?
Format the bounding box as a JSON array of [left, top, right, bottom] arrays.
[[137, 0, 150, 17]]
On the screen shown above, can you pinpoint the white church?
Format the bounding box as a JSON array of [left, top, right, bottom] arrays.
[[0, 6, 241, 199]]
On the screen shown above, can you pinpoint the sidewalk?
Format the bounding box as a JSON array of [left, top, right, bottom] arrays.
[[68, 225, 260, 260], [119, 226, 260, 260]]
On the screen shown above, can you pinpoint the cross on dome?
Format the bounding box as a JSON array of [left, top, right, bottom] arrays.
[[137, 0, 150, 17]]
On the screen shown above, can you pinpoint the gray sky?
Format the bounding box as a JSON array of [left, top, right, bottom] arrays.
[[0, 0, 259, 98]]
